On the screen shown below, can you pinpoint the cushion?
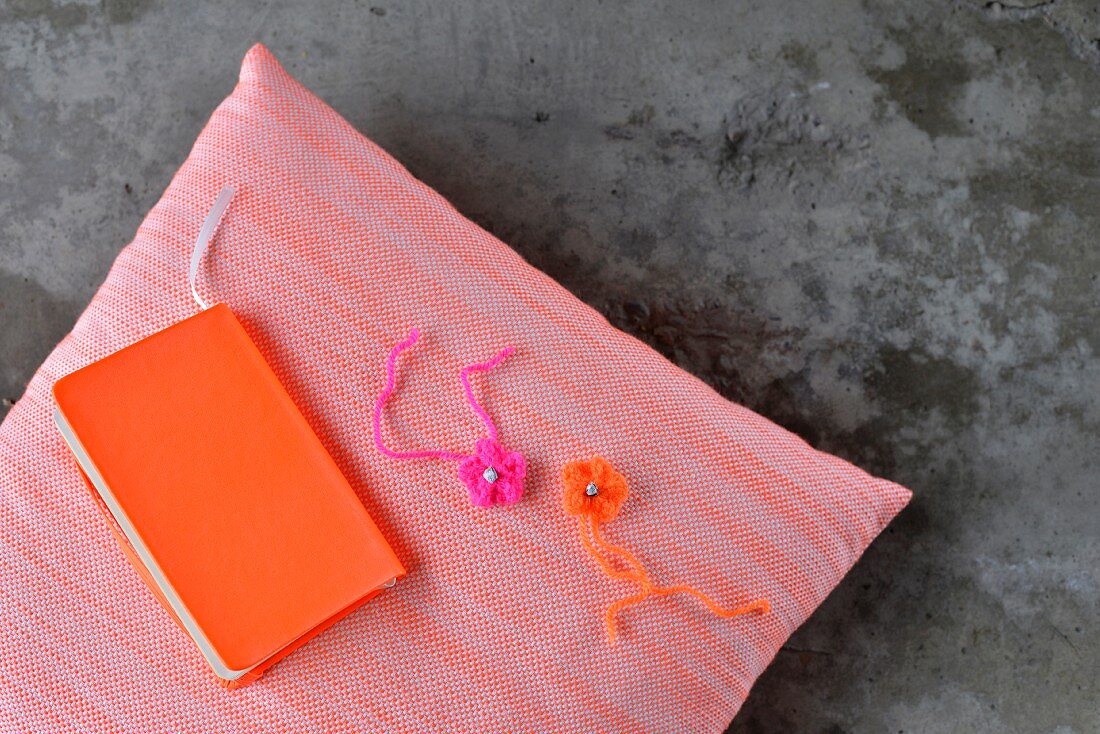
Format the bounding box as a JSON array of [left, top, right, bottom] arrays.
[[0, 44, 910, 732]]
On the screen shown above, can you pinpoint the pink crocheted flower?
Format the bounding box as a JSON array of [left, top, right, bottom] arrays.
[[374, 329, 525, 508], [458, 438, 526, 507]]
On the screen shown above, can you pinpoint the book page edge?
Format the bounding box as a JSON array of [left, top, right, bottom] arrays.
[[52, 406, 252, 682]]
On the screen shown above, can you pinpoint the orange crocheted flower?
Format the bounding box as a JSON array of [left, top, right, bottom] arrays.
[[562, 456, 628, 523], [562, 454, 769, 642]]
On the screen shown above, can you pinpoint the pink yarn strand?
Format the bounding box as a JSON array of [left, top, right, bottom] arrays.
[[373, 330, 516, 462], [459, 346, 516, 441], [373, 328, 466, 462]]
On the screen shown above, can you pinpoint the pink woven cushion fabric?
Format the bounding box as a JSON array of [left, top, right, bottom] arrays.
[[0, 45, 910, 733]]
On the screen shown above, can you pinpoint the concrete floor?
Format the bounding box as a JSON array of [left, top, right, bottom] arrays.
[[1, 1, 1098, 731]]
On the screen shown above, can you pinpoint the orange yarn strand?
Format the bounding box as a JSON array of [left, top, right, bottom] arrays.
[[648, 584, 771, 618], [604, 590, 650, 643], [578, 517, 653, 641], [588, 518, 651, 583], [580, 516, 769, 642], [578, 518, 642, 583]]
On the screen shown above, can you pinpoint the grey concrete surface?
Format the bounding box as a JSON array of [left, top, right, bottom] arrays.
[[1, 1, 1098, 731]]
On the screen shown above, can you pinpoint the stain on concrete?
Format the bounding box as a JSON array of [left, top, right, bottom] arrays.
[[870, 42, 972, 138], [3, 0, 90, 30], [865, 346, 982, 425], [979, 0, 1100, 70], [101, 0, 152, 25]]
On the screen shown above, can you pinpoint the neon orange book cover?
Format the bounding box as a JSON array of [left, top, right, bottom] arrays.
[[53, 303, 404, 686]]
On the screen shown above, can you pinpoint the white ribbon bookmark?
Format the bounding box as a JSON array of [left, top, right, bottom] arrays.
[[188, 186, 236, 310]]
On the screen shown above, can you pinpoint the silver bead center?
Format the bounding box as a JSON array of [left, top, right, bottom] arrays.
[[585, 482, 599, 497], [482, 466, 499, 484]]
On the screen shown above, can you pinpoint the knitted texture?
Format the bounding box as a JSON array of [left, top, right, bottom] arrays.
[[0, 44, 911, 733]]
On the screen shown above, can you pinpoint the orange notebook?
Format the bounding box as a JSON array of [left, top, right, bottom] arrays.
[[53, 303, 404, 688]]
